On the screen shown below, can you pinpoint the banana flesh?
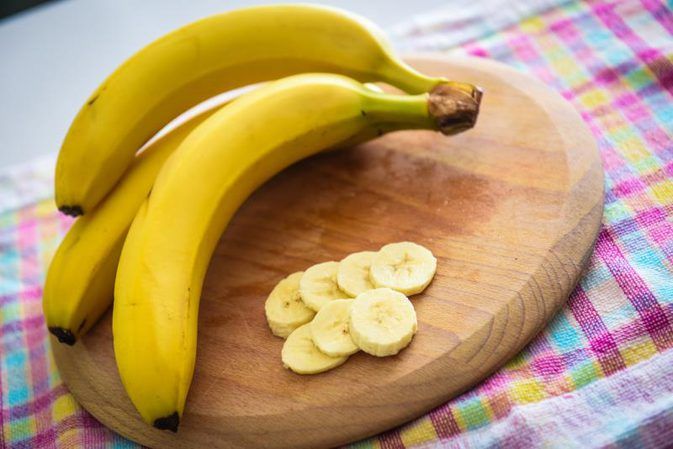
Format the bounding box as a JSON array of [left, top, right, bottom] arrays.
[[370, 242, 437, 295], [299, 261, 352, 312], [269, 242, 438, 370], [349, 288, 417, 357], [282, 324, 349, 375], [310, 299, 359, 357], [337, 251, 376, 297], [55, 4, 453, 215], [265, 272, 315, 338]]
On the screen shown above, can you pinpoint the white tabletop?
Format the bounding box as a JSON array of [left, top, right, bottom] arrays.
[[0, 0, 445, 168]]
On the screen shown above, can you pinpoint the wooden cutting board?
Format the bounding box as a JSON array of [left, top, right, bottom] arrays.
[[51, 56, 603, 449]]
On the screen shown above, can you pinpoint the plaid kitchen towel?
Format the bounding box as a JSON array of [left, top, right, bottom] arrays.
[[2, 0, 673, 447]]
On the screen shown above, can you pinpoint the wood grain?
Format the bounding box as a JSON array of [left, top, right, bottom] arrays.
[[51, 55, 604, 449]]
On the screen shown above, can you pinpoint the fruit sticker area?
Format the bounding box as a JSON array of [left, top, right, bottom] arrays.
[[0, 1, 672, 449]]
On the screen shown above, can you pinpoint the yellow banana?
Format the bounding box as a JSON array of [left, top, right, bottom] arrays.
[[55, 4, 474, 216], [44, 106, 221, 345], [113, 73, 481, 431]]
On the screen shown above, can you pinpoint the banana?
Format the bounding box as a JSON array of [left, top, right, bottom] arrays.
[[43, 106, 220, 345], [370, 242, 437, 295], [264, 272, 315, 338], [364, 83, 385, 93], [336, 251, 377, 297], [113, 73, 479, 431], [281, 324, 349, 375], [54, 3, 480, 216], [349, 288, 417, 357], [299, 261, 351, 312], [310, 299, 359, 357]]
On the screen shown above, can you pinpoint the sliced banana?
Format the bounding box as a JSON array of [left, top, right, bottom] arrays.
[[349, 288, 417, 357], [299, 261, 351, 312], [281, 324, 349, 374], [265, 272, 315, 338], [337, 251, 376, 297], [310, 299, 359, 357], [370, 242, 437, 295]]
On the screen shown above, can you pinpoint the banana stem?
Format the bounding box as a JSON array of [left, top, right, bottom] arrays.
[[364, 83, 483, 135], [380, 61, 447, 94], [428, 82, 483, 135], [364, 93, 434, 130]]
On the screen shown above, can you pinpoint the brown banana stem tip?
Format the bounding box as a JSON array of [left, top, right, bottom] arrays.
[[49, 327, 77, 345], [59, 205, 84, 217], [154, 412, 180, 432], [428, 82, 483, 136]]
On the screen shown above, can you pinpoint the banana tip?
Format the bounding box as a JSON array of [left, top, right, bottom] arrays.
[[154, 412, 180, 432], [429, 83, 483, 136], [58, 205, 84, 217], [48, 327, 77, 345]]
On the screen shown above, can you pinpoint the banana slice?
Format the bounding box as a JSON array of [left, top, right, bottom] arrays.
[[349, 288, 417, 357], [337, 251, 376, 297], [370, 242, 437, 295], [310, 299, 359, 357], [299, 261, 351, 312], [265, 271, 315, 338], [281, 324, 349, 374]]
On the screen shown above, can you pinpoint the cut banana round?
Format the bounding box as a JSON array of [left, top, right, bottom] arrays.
[[299, 261, 351, 312], [310, 299, 359, 357], [337, 251, 376, 297], [281, 324, 349, 374], [370, 242, 437, 295], [349, 288, 417, 357], [264, 272, 315, 338]]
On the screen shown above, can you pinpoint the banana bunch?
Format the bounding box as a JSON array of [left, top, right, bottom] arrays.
[[44, 4, 481, 433], [267, 242, 436, 374]]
